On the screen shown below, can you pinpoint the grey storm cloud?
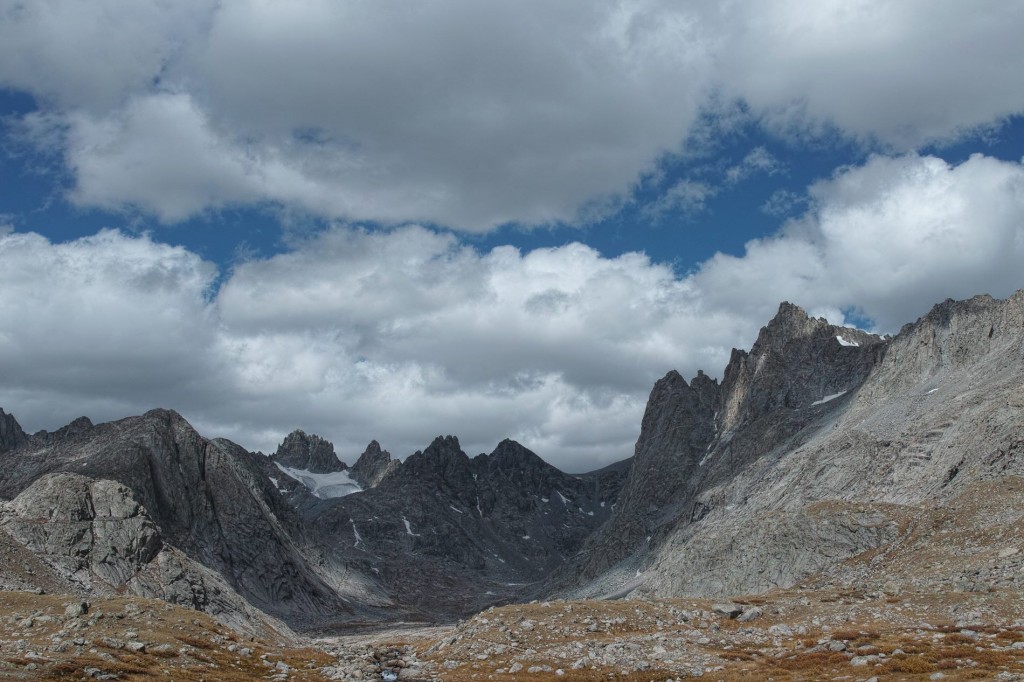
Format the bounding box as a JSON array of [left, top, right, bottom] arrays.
[[4, 0, 1024, 229]]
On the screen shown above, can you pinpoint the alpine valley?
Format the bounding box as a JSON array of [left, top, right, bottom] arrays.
[[2, 291, 1024, 681]]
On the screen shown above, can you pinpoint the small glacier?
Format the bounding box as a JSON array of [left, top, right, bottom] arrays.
[[275, 463, 362, 499]]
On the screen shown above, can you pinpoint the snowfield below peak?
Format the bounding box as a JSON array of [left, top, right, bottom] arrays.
[[275, 463, 362, 499]]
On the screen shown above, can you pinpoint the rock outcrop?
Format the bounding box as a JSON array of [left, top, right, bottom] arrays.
[[313, 435, 627, 618], [551, 292, 1024, 602], [2, 290, 1021, 633], [0, 408, 29, 454], [0, 409, 385, 629], [0, 472, 280, 634], [349, 440, 399, 488], [272, 430, 345, 473]]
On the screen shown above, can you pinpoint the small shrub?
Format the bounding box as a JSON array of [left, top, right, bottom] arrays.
[[880, 654, 936, 674]]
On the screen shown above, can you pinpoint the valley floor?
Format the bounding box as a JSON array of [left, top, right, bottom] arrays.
[[3, 586, 1024, 681]]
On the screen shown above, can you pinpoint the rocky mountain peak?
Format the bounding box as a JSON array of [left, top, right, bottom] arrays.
[[487, 438, 545, 469], [426, 434, 462, 455], [860, 290, 1024, 401], [272, 430, 344, 473], [33, 416, 94, 445], [350, 440, 399, 488], [0, 408, 30, 454], [392, 436, 476, 501], [718, 302, 886, 433], [749, 301, 822, 355], [475, 439, 564, 493]]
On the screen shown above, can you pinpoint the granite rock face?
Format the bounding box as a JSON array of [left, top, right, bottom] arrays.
[[0, 407, 625, 624], [272, 430, 345, 473], [552, 292, 1024, 601], [0, 408, 29, 454], [0, 409, 378, 628], [2, 290, 1021, 632], [349, 440, 399, 488], [0, 472, 280, 634], [313, 435, 627, 618]]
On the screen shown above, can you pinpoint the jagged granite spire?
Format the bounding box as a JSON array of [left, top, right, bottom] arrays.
[[0, 408, 30, 454], [350, 440, 399, 488], [718, 301, 885, 433], [272, 430, 345, 473]]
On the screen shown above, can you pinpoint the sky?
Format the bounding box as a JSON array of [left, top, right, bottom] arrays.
[[2, 1, 1024, 473]]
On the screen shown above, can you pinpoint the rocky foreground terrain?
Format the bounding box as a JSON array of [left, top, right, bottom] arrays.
[[1, 291, 1024, 680]]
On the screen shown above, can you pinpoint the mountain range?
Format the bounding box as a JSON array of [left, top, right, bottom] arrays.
[[1, 290, 1022, 638]]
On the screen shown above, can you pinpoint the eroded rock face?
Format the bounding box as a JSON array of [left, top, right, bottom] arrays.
[[0, 408, 30, 454], [349, 440, 399, 488], [4, 474, 162, 587], [0, 472, 279, 634], [314, 435, 627, 618], [272, 430, 345, 473], [553, 292, 1024, 602], [0, 410, 366, 627]]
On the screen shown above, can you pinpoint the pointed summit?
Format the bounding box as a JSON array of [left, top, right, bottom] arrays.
[[719, 303, 885, 433], [350, 440, 399, 488], [272, 430, 344, 473], [396, 435, 475, 494]]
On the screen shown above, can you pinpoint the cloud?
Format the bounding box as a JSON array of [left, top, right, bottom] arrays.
[[63, 94, 258, 221], [695, 153, 1024, 329], [724, 147, 783, 185], [0, 0, 216, 111], [0, 229, 223, 418], [760, 189, 806, 217], [2, 152, 1022, 473], [642, 180, 716, 220], [713, 1, 1024, 147], [5, 1, 1024, 229]]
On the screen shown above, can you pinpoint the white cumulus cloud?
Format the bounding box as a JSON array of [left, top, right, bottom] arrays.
[[2, 153, 1022, 472]]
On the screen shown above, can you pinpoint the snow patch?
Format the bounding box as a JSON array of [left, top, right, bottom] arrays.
[[555, 491, 570, 505], [541, 497, 550, 503], [522, 535, 530, 540], [275, 463, 361, 499], [449, 505, 464, 514], [350, 519, 363, 548], [811, 390, 847, 406], [926, 388, 939, 394], [836, 335, 859, 347], [402, 516, 420, 536]]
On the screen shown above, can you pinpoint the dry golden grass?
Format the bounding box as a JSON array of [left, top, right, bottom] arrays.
[[414, 584, 1024, 682], [0, 591, 336, 681]]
